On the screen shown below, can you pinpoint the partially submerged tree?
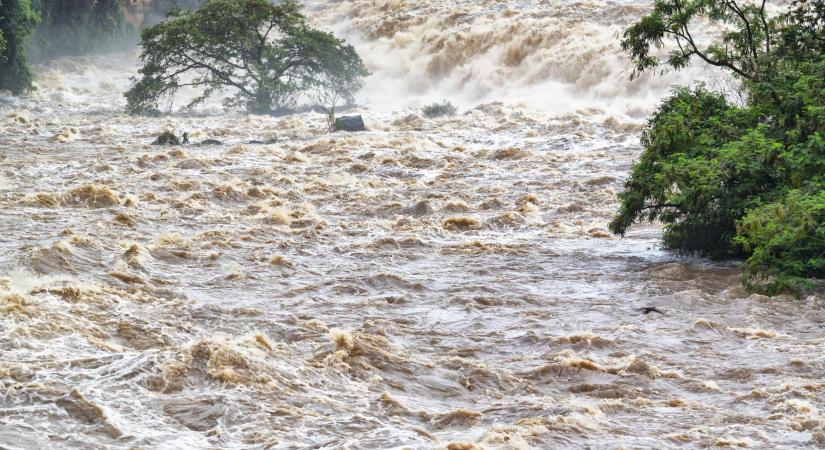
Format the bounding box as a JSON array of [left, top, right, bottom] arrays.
[[307, 27, 370, 129], [314, 80, 348, 131], [125, 0, 369, 115], [422, 100, 457, 118], [611, 0, 825, 294], [0, 0, 38, 94]]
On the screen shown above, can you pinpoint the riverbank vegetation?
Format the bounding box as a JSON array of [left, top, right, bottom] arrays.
[[124, 0, 368, 116], [1, 0, 133, 94], [423, 100, 458, 118], [611, 0, 825, 294], [0, 0, 39, 94], [27, 0, 134, 60]]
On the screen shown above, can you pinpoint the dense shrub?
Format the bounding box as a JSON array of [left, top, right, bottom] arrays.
[[422, 100, 457, 118], [151, 130, 189, 145], [737, 190, 825, 293], [611, 1, 825, 295], [1, 0, 133, 94], [0, 0, 38, 94], [610, 86, 768, 258]]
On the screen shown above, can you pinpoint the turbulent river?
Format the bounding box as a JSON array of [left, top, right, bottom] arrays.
[[2, 0, 824, 449]]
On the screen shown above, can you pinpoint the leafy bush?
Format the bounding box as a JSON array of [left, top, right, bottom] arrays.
[[2, 0, 135, 94], [612, 1, 825, 295], [422, 101, 457, 118], [0, 0, 38, 94], [125, 0, 368, 115], [151, 130, 188, 145], [736, 190, 825, 294], [609, 86, 769, 258]]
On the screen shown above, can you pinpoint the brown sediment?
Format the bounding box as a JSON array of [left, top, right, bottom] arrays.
[[552, 332, 614, 348], [443, 200, 470, 213], [443, 216, 481, 231], [492, 147, 529, 160], [123, 244, 145, 269], [730, 327, 788, 340], [1, 293, 38, 317], [26, 192, 62, 208], [441, 240, 526, 255], [153, 335, 287, 388], [556, 202, 585, 213], [163, 398, 226, 432], [108, 271, 146, 284], [570, 383, 641, 399], [644, 262, 693, 281], [444, 444, 482, 450], [624, 356, 680, 379], [116, 321, 169, 349], [51, 127, 80, 143], [63, 184, 120, 208], [55, 389, 122, 438], [586, 176, 616, 186], [113, 212, 135, 227], [8, 110, 31, 124], [1, 1, 824, 447], [431, 408, 482, 428]]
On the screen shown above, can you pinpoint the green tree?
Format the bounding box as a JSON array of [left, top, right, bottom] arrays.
[[0, 0, 39, 94], [611, 1, 825, 294], [621, 0, 773, 80], [125, 0, 369, 115]]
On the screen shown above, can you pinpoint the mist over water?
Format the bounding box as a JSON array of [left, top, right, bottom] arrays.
[[1, 1, 824, 449], [305, 0, 730, 117]]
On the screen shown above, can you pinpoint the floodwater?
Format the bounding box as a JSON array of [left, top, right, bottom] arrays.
[[1, 0, 824, 449]]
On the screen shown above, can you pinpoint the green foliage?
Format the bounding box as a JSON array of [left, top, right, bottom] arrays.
[[1, 0, 134, 94], [125, 0, 369, 116], [612, 1, 825, 295], [0, 0, 39, 94], [152, 130, 189, 145], [609, 86, 773, 257], [621, 0, 773, 80], [27, 0, 134, 60], [773, 0, 825, 64], [736, 190, 825, 294], [422, 100, 457, 118]]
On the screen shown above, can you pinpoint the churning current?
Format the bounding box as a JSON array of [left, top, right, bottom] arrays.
[[1, 0, 824, 449]]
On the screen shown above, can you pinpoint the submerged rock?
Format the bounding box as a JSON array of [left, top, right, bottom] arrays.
[[247, 136, 278, 145], [334, 115, 366, 132], [198, 139, 223, 146]]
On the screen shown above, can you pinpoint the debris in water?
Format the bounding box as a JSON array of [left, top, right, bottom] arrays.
[[635, 307, 666, 315]]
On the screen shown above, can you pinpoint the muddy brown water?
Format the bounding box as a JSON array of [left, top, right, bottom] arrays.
[[1, 1, 824, 449]]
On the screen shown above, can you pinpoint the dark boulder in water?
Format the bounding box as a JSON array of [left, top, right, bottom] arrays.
[[334, 115, 366, 132], [247, 137, 278, 145], [199, 139, 223, 146]]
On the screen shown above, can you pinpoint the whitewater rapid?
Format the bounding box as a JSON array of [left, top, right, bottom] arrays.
[[1, 1, 824, 449]]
